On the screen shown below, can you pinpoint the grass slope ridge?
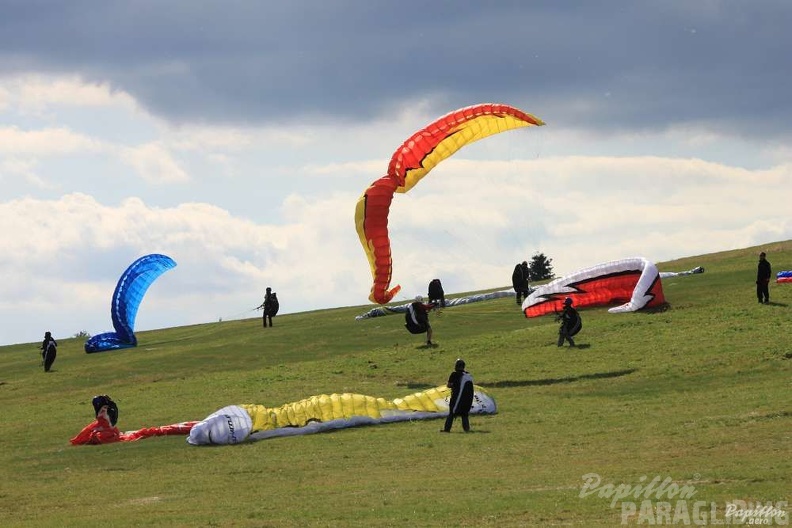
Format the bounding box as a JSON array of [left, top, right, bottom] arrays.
[[1, 241, 790, 527]]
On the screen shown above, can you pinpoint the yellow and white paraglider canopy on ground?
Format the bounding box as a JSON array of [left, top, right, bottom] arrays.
[[187, 385, 497, 445]]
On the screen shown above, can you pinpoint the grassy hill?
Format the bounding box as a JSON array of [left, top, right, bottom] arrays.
[[1, 242, 790, 527]]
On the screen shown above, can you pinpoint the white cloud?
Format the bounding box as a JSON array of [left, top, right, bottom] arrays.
[[0, 157, 57, 189], [167, 127, 254, 152], [2, 74, 139, 116], [0, 126, 102, 155], [118, 142, 190, 183], [0, 85, 9, 111]]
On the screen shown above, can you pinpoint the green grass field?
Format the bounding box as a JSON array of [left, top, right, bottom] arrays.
[[1, 242, 790, 527]]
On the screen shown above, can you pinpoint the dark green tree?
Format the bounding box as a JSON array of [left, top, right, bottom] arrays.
[[528, 252, 554, 281]]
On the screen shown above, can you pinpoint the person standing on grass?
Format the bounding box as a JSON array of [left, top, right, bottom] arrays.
[[258, 287, 278, 327], [756, 251, 771, 304], [512, 261, 530, 305], [440, 358, 474, 433], [40, 331, 57, 372], [557, 297, 581, 348]]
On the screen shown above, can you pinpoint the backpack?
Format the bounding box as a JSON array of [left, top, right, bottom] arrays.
[[564, 309, 582, 337], [270, 293, 280, 315], [404, 303, 428, 334], [512, 264, 523, 285], [92, 395, 119, 426], [428, 279, 444, 299]]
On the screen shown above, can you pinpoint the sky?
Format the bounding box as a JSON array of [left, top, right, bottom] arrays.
[[2, 1, 791, 346]]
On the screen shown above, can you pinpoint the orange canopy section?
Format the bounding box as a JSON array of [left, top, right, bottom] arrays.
[[355, 103, 544, 304]]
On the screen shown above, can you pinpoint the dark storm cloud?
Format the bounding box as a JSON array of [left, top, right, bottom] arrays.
[[2, 0, 791, 138]]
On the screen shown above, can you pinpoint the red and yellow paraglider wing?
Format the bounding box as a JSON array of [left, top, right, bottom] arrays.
[[355, 176, 402, 303], [356, 103, 544, 304], [389, 103, 544, 193]]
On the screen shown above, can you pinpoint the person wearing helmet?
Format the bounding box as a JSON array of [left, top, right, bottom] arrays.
[[440, 358, 475, 432], [557, 297, 582, 347], [405, 295, 437, 346]]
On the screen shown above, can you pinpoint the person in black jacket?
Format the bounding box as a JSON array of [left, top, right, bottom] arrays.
[[427, 279, 446, 308], [557, 297, 582, 348], [756, 251, 771, 304], [512, 261, 530, 304], [40, 331, 57, 372], [258, 287, 279, 327], [440, 358, 474, 432], [405, 296, 436, 346]]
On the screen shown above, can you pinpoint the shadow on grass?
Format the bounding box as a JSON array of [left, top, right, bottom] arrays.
[[481, 368, 638, 388], [641, 303, 671, 313], [439, 429, 492, 434], [764, 301, 788, 307], [395, 366, 637, 391], [546, 342, 591, 349], [395, 381, 436, 390]]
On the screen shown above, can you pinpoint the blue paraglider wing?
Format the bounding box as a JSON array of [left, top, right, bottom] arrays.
[[85, 254, 177, 353], [84, 332, 135, 353], [111, 254, 177, 342]]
